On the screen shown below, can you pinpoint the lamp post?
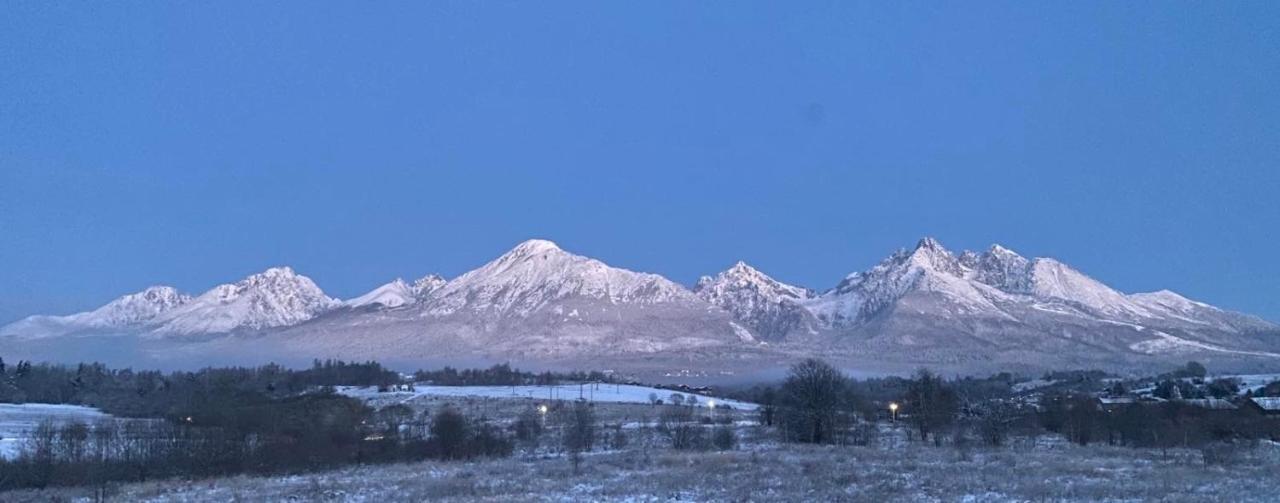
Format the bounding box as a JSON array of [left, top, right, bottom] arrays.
[[889, 402, 899, 423], [539, 403, 548, 427], [707, 399, 716, 420]]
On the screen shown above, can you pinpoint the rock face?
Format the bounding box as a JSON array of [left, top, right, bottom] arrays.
[[3, 237, 1278, 372], [694, 261, 815, 342]]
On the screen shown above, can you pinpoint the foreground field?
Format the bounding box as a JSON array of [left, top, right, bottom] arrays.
[[0, 403, 111, 460], [9, 438, 1280, 502]]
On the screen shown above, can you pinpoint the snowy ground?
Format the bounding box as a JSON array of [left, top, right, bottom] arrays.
[[0, 403, 111, 460], [13, 439, 1280, 502], [337, 383, 758, 411], [1223, 373, 1280, 393]]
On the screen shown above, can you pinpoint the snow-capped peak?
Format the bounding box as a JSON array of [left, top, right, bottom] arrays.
[[347, 274, 449, 309], [695, 261, 811, 303], [411, 274, 447, 297], [0, 285, 193, 338], [969, 244, 1034, 293], [346, 279, 415, 309], [808, 237, 1004, 327], [425, 239, 696, 317], [80, 286, 193, 326], [694, 261, 814, 341], [509, 238, 562, 256], [150, 266, 339, 335]]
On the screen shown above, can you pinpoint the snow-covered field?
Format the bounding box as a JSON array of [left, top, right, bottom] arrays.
[[14, 440, 1280, 502], [1225, 373, 1280, 393], [337, 383, 758, 411], [0, 403, 111, 460]]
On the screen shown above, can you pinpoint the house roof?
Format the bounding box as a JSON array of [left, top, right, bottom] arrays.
[[1182, 398, 1237, 410], [1250, 397, 1280, 411]]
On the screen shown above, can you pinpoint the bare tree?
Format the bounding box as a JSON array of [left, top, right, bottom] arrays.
[[562, 401, 596, 474], [904, 369, 958, 445], [657, 405, 705, 450], [779, 358, 849, 444], [429, 408, 469, 460]]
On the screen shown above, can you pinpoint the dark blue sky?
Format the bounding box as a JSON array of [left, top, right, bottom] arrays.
[[2, 2, 1278, 324]]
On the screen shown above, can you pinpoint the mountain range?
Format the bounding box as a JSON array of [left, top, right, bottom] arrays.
[[4, 238, 1278, 375]]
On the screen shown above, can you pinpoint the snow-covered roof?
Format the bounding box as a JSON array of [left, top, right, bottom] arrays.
[[1249, 397, 1280, 411], [1182, 398, 1237, 410]]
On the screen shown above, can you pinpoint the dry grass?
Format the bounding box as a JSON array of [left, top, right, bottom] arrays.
[[8, 436, 1280, 502]]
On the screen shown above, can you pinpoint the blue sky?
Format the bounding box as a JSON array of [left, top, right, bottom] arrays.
[[2, 2, 1278, 324]]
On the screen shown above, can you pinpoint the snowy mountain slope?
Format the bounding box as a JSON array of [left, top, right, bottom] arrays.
[[694, 261, 816, 341], [801, 237, 1279, 364], [148, 267, 339, 336], [424, 239, 699, 317], [411, 274, 446, 298], [346, 279, 416, 309], [0, 286, 191, 339], [3, 236, 1277, 372], [265, 240, 746, 360], [345, 274, 449, 309], [805, 238, 1015, 328]]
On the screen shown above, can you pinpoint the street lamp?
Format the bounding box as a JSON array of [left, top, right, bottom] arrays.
[[888, 402, 899, 423], [539, 403, 548, 427]]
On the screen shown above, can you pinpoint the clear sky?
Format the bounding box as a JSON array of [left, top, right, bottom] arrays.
[[2, 2, 1278, 324]]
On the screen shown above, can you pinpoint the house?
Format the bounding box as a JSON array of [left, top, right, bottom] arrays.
[[1180, 398, 1237, 411], [1244, 397, 1280, 416], [1097, 396, 1137, 412]]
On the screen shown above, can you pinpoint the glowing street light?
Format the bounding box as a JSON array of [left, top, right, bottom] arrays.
[[888, 402, 899, 423]]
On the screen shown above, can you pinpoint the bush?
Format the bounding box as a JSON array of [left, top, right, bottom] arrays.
[[712, 426, 736, 451]]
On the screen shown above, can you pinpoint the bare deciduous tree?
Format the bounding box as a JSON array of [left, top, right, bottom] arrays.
[[780, 358, 849, 444]]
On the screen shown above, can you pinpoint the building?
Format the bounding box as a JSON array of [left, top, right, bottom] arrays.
[[1244, 397, 1280, 416], [1181, 398, 1238, 411]]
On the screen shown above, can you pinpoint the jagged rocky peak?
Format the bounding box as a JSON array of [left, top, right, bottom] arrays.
[[411, 274, 447, 297], [970, 243, 1034, 293], [903, 237, 966, 275], [91, 286, 194, 324], [0, 284, 194, 338], [695, 260, 814, 341], [149, 266, 339, 335], [695, 261, 811, 301]]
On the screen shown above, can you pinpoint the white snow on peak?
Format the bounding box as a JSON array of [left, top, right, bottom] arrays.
[[1129, 289, 1211, 311], [694, 261, 814, 340], [695, 261, 811, 305], [807, 239, 1007, 327], [347, 274, 449, 309], [508, 238, 562, 255], [150, 266, 339, 335], [411, 274, 447, 298], [346, 279, 415, 309], [0, 286, 192, 338], [75, 286, 192, 326], [1025, 258, 1151, 318], [426, 240, 696, 317]]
